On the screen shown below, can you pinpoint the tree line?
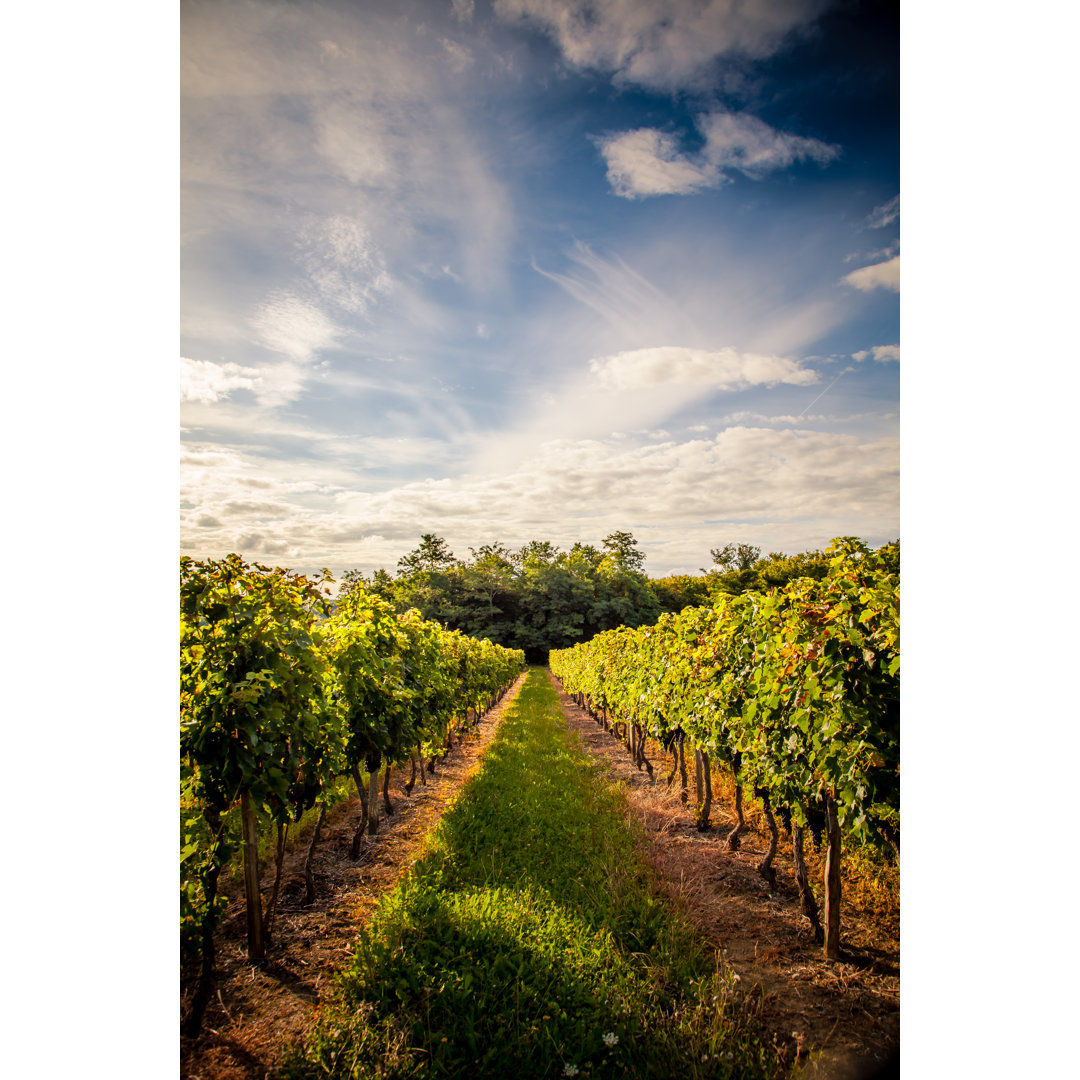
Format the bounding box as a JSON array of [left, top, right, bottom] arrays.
[[340, 531, 850, 663]]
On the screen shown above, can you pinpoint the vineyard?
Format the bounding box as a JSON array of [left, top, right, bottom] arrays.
[[550, 537, 899, 961], [181, 555, 526, 1038], [180, 540, 899, 1078]]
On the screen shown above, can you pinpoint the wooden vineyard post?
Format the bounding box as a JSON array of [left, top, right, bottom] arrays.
[[350, 764, 369, 859], [726, 754, 748, 850], [304, 803, 327, 906], [695, 751, 712, 830], [368, 756, 381, 835], [678, 733, 688, 804], [792, 824, 823, 942], [823, 792, 842, 959], [382, 765, 394, 815], [240, 791, 265, 961]]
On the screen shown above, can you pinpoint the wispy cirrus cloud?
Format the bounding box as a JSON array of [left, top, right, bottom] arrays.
[[596, 110, 839, 198], [494, 0, 829, 90], [844, 241, 898, 265], [182, 0, 516, 340], [865, 194, 900, 229], [844, 256, 900, 293], [530, 239, 847, 379], [297, 216, 393, 316], [531, 240, 692, 343]]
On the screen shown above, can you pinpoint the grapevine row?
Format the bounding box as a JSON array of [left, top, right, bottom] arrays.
[[180, 554, 525, 1035], [550, 537, 899, 959]]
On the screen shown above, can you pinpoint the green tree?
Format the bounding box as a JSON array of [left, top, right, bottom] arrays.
[[397, 533, 458, 575], [709, 542, 761, 572], [370, 567, 395, 599], [566, 541, 603, 571], [515, 539, 560, 569], [602, 530, 646, 573], [393, 535, 464, 625], [652, 573, 713, 613], [756, 550, 830, 589], [513, 559, 591, 661], [456, 543, 519, 637]]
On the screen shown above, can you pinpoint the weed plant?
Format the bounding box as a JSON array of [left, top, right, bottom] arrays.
[[287, 669, 780, 1079]]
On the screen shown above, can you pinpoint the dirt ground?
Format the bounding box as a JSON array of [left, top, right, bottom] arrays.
[[549, 672, 899, 1080], [181, 669, 899, 1079]]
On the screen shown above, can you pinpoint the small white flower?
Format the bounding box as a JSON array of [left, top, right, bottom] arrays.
[[702, 1055, 709, 1063], [563, 1066, 580, 1078], [603, 1032, 619, 1047]]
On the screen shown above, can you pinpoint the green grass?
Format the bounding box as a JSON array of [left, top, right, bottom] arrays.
[[286, 668, 779, 1079]]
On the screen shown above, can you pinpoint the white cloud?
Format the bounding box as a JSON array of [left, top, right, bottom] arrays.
[[251, 292, 340, 361], [596, 110, 838, 199], [589, 346, 817, 391], [236, 532, 292, 556], [596, 129, 721, 198], [222, 499, 292, 517], [180, 357, 261, 404], [697, 110, 839, 176], [853, 344, 900, 363], [494, 0, 829, 90], [469, 339, 818, 472], [865, 195, 900, 229], [844, 256, 900, 293]]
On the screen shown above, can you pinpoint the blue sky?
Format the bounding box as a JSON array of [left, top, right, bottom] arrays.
[[181, 0, 899, 577]]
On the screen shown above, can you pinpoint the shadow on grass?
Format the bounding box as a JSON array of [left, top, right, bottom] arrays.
[[286, 671, 779, 1080]]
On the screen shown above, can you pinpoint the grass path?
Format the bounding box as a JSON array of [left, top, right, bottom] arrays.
[[286, 668, 779, 1080]]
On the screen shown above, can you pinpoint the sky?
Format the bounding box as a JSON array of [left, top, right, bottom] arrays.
[[181, 0, 899, 579]]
